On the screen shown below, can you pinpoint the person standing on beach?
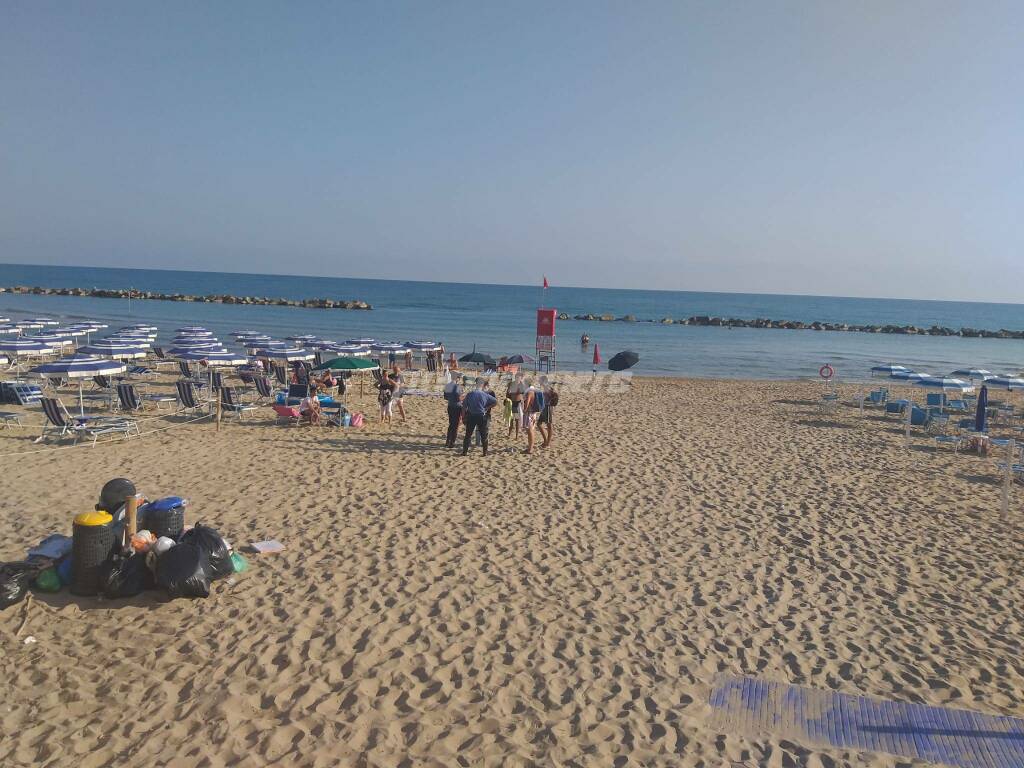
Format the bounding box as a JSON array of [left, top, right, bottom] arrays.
[[378, 370, 396, 424], [538, 376, 558, 448], [521, 378, 543, 454], [506, 372, 525, 439], [462, 377, 497, 456], [390, 364, 407, 423], [443, 374, 464, 448]]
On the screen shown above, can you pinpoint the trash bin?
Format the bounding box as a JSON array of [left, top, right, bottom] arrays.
[[71, 511, 116, 596], [140, 497, 186, 540]]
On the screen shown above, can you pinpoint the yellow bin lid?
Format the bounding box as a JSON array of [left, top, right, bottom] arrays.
[[74, 511, 113, 527]]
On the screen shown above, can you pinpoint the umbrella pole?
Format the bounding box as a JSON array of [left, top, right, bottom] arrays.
[[1002, 438, 1014, 522], [79, 380, 85, 416]]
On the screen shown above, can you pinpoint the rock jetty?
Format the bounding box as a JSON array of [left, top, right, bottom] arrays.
[[557, 312, 1024, 339], [0, 285, 372, 310]]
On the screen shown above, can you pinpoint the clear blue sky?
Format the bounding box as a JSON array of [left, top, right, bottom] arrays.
[[2, 1, 1021, 301]]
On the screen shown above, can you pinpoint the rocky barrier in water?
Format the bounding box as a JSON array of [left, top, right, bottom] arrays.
[[559, 312, 1024, 339], [0, 285, 372, 310]]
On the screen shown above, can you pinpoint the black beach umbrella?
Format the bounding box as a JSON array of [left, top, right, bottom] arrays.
[[608, 350, 640, 371], [459, 351, 497, 366]]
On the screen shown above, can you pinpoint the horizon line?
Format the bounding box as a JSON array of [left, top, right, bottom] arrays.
[[1, 261, 1022, 309]]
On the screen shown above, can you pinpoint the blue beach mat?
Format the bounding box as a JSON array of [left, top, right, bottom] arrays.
[[710, 676, 1024, 767]]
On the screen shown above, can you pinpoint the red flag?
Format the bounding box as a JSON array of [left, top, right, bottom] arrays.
[[593, 344, 601, 366], [543, 275, 549, 289]]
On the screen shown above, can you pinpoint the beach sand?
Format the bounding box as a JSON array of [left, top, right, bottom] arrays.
[[1, 376, 1022, 766]]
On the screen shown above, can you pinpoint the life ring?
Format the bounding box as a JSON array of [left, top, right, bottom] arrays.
[[819, 364, 834, 379]]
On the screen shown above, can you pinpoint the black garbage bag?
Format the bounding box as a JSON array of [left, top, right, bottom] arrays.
[[1, 562, 39, 609], [179, 524, 232, 581], [155, 544, 211, 599], [101, 553, 155, 599]]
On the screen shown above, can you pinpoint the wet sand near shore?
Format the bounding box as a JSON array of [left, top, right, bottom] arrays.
[[1, 376, 1021, 767]]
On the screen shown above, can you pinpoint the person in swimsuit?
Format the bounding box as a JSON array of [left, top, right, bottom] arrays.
[[390, 364, 407, 423], [506, 372, 525, 439]]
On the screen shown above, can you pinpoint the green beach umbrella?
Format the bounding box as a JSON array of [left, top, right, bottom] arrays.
[[315, 357, 379, 371]]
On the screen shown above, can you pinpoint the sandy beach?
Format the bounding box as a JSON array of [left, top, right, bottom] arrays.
[[1, 376, 1022, 767]]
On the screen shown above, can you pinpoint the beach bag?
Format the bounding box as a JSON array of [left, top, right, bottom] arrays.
[[101, 553, 154, 599], [179, 524, 232, 581], [548, 390, 559, 407], [351, 413, 364, 428], [531, 389, 545, 413], [155, 544, 211, 599]]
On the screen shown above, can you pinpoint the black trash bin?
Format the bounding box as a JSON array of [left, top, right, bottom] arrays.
[[71, 511, 117, 596]]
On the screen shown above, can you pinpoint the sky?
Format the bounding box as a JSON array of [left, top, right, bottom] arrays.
[[1, 1, 1022, 301]]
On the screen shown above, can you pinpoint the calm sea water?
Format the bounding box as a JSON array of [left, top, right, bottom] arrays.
[[3, 263, 1024, 379]]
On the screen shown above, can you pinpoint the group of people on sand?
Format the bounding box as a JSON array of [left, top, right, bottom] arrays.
[[443, 371, 558, 457]]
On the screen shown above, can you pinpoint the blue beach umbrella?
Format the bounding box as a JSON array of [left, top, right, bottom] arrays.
[[286, 334, 319, 343], [0, 324, 22, 335], [975, 385, 988, 432], [346, 338, 376, 346], [950, 368, 993, 380], [871, 364, 910, 376], [257, 347, 315, 361], [323, 344, 370, 357], [15, 321, 44, 330], [890, 371, 932, 381], [176, 326, 209, 333], [168, 345, 227, 356], [121, 324, 157, 331], [174, 349, 248, 366], [24, 334, 77, 347], [78, 343, 148, 360], [169, 338, 222, 349], [0, 339, 58, 356], [914, 377, 973, 392], [23, 317, 59, 326], [31, 353, 126, 414], [986, 376, 1024, 390]]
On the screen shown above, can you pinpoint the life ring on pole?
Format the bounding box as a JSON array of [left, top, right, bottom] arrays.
[[819, 364, 834, 380]]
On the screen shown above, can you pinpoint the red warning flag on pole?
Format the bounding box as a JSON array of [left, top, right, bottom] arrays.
[[543, 275, 549, 289], [593, 344, 601, 366]]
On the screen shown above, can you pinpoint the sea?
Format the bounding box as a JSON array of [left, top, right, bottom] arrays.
[[2, 263, 1023, 380]]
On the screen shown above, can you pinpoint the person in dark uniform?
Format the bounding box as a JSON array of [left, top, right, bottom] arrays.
[[461, 378, 497, 456]]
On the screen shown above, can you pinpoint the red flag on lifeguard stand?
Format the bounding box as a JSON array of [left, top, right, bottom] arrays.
[[592, 344, 601, 366]]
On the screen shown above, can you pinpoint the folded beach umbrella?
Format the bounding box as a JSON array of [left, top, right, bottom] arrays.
[[77, 343, 149, 360], [30, 353, 126, 414], [950, 368, 993, 380], [593, 345, 602, 366], [871, 364, 910, 376], [608, 350, 640, 371], [257, 347, 316, 361], [314, 357, 379, 371], [914, 377, 973, 392], [976, 385, 988, 432], [986, 376, 1024, 390]]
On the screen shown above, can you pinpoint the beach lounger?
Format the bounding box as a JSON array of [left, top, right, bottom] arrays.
[[272, 404, 301, 425], [1, 382, 43, 406], [220, 386, 259, 420], [286, 383, 310, 405], [38, 397, 138, 445], [933, 434, 965, 452], [116, 382, 177, 412], [0, 411, 22, 428], [149, 346, 177, 370], [273, 365, 288, 387]]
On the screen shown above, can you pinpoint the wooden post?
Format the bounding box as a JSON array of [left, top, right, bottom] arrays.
[[124, 495, 138, 548], [1001, 438, 1014, 521]]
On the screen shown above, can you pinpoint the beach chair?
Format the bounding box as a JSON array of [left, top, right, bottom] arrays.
[[38, 397, 138, 445], [1, 382, 43, 406], [210, 371, 224, 391], [0, 411, 22, 428], [175, 379, 207, 415], [946, 398, 968, 413], [127, 365, 155, 377], [116, 382, 176, 412], [272, 404, 302, 425], [286, 383, 310, 405], [150, 346, 177, 370], [884, 400, 909, 417], [253, 376, 275, 405], [220, 386, 259, 420]]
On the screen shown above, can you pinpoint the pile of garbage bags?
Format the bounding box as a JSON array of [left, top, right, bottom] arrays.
[[0, 478, 248, 609]]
